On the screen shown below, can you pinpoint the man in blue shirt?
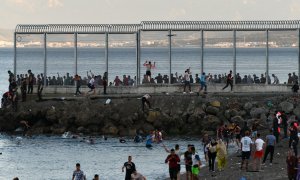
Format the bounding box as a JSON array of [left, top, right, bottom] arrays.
[[262, 129, 276, 165], [146, 133, 153, 148], [197, 72, 207, 96]]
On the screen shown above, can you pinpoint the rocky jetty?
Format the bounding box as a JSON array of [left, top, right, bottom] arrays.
[[0, 93, 298, 136]]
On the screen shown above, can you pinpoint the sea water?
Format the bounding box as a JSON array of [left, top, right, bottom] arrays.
[[0, 135, 207, 180]]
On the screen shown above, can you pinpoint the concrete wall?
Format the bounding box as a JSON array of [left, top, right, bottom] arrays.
[[39, 84, 293, 94]]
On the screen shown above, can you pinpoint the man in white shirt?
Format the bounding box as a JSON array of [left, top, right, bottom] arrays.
[[253, 133, 265, 171], [240, 131, 253, 171]]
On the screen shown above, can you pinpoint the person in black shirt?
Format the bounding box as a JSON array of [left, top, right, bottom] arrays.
[[155, 73, 163, 84], [122, 156, 136, 180], [222, 70, 233, 91], [281, 111, 288, 138], [184, 144, 193, 180], [289, 123, 299, 157], [27, 69, 34, 94]]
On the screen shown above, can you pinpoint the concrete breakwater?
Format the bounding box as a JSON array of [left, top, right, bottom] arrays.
[[0, 93, 299, 136]]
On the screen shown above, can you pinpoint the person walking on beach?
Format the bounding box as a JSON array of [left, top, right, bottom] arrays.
[[289, 123, 299, 157], [197, 72, 207, 96], [122, 156, 136, 180], [191, 146, 201, 180], [74, 74, 82, 96], [141, 94, 151, 112], [163, 144, 182, 180], [165, 149, 180, 180], [143, 61, 156, 82], [72, 163, 86, 180], [222, 70, 233, 91], [287, 150, 298, 180], [240, 131, 253, 171], [183, 68, 193, 94], [262, 129, 276, 165], [234, 123, 241, 149], [216, 139, 227, 171], [252, 133, 265, 171], [184, 144, 193, 180], [207, 139, 218, 172]]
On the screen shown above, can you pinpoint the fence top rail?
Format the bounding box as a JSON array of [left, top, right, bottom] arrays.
[[15, 20, 300, 33]]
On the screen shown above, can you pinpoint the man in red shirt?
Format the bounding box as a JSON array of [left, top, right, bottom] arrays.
[[165, 149, 180, 180], [222, 70, 233, 91]]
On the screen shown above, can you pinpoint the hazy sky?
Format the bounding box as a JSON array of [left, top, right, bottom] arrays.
[[1, 0, 300, 29]]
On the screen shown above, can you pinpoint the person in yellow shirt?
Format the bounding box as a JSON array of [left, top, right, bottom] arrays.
[[216, 139, 227, 171]]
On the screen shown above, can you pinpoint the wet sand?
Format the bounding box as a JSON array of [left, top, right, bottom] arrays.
[[168, 137, 291, 180]]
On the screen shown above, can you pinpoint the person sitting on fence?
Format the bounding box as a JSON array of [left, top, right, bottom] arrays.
[[143, 61, 156, 82]]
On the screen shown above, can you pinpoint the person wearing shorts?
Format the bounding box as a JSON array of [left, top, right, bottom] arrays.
[[253, 133, 265, 171], [184, 144, 193, 180], [240, 131, 253, 171], [191, 146, 201, 180]]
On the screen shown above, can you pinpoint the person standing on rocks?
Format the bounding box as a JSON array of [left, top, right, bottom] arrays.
[[262, 129, 276, 165], [72, 163, 86, 180], [240, 131, 253, 171], [222, 70, 233, 91], [122, 156, 136, 180], [165, 149, 180, 180], [252, 133, 265, 171], [141, 94, 151, 112]]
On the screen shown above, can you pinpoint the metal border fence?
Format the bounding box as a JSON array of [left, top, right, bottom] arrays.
[[14, 21, 300, 85]]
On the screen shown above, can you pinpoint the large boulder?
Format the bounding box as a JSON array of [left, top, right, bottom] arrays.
[[202, 115, 221, 131], [147, 111, 160, 123], [45, 108, 57, 123], [293, 106, 300, 118], [210, 101, 221, 108], [206, 106, 219, 115], [231, 116, 244, 124], [250, 107, 267, 118], [194, 107, 205, 117], [102, 124, 119, 135], [244, 102, 253, 111], [279, 101, 294, 113]]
